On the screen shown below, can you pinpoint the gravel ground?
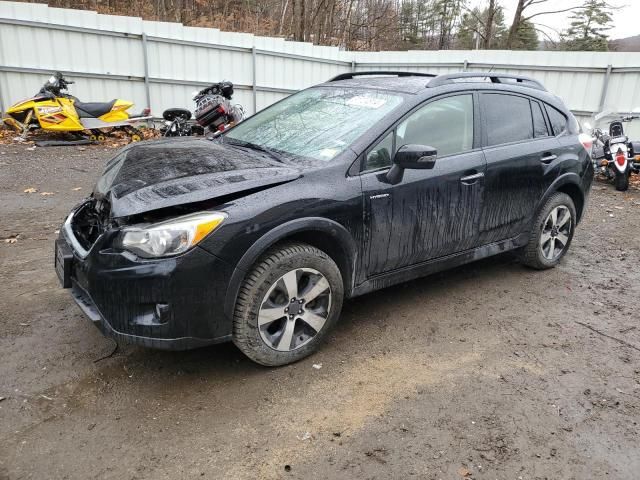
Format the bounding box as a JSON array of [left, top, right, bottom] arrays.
[[0, 140, 639, 480]]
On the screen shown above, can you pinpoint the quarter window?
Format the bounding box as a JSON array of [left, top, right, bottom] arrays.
[[483, 94, 533, 146], [365, 131, 394, 170], [532, 101, 550, 137], [546, 105, 568, 136]]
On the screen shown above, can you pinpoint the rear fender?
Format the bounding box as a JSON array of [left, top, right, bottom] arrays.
[[534, 173, 585, 224], [99, 100, 133, 122]]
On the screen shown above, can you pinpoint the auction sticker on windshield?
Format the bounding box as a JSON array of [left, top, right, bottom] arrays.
[[346, 96, 388, 109]]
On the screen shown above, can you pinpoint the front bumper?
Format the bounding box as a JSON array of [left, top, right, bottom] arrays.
[[57, 226, 235, 350]]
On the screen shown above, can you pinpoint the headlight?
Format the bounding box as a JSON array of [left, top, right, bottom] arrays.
[[116, 211, 226, 258]]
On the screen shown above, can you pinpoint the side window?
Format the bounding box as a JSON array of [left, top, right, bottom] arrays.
[[396, 94, 474, 157], [483, 93, 533, 146], [546, 105, 568, 136], [365, 131, 394, 170], [532, 101, 550, 138]]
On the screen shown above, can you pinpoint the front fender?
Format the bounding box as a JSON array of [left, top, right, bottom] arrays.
[[223, 217, 358, 320]]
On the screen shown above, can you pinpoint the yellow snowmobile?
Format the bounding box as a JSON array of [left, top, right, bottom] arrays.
[[2, 72, 151, 142]]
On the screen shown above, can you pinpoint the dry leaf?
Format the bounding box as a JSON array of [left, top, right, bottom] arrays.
[[23, 187, 37, 193], [457, 467, 472, 477], [40, 192, 55, 196], [72, 187, 82, 191]]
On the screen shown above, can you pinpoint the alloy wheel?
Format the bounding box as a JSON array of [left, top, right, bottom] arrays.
[[258, 268, 332, 352], [539, 205, 572, 261]]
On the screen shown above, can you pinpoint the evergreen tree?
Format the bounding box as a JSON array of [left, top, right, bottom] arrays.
[[562, 0, 613, 51], [511, 19, 539, 50]]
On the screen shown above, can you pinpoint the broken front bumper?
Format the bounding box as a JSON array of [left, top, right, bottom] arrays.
[[55, 224, 235, 351]]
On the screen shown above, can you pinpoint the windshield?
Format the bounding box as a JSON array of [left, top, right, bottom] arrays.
[[225, 87, 403, 162]]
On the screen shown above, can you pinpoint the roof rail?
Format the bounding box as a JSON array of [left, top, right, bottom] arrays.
[[329, 71, 437, 82], [427, 72, 546, 91]]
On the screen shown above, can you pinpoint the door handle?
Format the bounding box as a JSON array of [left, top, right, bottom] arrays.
[[460, 172, 484, 184], [541, 154, 557, 164]]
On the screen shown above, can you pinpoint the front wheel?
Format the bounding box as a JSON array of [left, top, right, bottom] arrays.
[[614, 169, 630, 191], [521, 192, 576, 270], [232, 242, 343, 366]]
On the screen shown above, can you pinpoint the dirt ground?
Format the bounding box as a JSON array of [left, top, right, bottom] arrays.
[[1, 139, 639, 480]]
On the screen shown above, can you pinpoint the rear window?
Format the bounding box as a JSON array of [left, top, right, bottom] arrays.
[[482, 94, 533, 146], [546, 105, 568, 136]]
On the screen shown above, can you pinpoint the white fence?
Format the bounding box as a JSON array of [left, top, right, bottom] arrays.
[[2, 0, 640, 131]]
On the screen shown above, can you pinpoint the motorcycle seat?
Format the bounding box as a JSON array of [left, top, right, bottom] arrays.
[[75, 100, 117, 118]]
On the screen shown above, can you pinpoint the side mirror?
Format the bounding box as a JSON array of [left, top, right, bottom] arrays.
[[386, 144, 437, 184]]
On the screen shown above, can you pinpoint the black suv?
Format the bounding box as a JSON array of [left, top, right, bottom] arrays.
[[55, 72, 593, 366]]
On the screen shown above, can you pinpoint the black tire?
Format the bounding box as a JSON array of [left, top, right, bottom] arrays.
[[521, 192, 576, 270], [232, 242, 344, 366], [614, 170, 630, 191]]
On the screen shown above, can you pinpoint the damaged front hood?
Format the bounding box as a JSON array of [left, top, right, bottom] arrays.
[[94, 137, 301, 217]]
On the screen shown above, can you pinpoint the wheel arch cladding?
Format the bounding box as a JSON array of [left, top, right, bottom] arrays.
[[223, 217, 358, 320], [537, 174, 585, 224], [556, 182, 584, 222]]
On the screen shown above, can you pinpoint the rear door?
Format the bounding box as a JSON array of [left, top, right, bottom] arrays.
[[478, 92, 560, 244]]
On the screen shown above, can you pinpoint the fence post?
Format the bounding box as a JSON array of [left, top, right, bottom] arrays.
[[351, 60, 356, 72], [141, 32, 152, 116], [251, 46, 257, 114], [598, 64, 612, 113], [0, 78, 5, 117]]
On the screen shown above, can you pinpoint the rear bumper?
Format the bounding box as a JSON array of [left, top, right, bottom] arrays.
[[58, 228, 236, 351]]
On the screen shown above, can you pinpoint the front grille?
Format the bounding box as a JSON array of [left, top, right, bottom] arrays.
[[70, 198, 111, 251]]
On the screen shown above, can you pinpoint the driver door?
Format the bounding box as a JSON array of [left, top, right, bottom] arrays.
[[361, 93, 486, 276]]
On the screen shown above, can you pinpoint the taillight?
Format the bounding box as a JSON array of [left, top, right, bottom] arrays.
[[616, 150, 626, 167], [578, 133, 592, 152]]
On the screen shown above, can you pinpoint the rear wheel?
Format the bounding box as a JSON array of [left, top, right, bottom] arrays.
[[232, 242, 343, 366], [521, 192, 576, 270], [615, 169, 630, 191]]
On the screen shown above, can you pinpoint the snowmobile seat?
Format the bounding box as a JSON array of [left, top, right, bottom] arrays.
[[75, 100, 117, 118]]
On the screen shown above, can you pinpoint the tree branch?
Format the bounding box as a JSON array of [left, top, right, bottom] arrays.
[[575, 321, 640, 353], [524, 5, 581, 21]]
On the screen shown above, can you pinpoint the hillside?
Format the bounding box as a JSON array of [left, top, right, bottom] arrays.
[[610, 35, 640, 51]]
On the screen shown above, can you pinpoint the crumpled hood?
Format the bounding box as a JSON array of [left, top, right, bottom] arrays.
[[94, 137, 301, 217]]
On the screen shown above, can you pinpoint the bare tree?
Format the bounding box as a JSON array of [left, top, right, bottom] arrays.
[[506, 0, 581, 49]]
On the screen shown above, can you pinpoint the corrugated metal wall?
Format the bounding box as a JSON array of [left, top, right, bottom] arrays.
[[2, 0, 640, 134]]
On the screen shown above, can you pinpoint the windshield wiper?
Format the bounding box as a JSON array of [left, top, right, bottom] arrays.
[[225, 139, 286, 164]]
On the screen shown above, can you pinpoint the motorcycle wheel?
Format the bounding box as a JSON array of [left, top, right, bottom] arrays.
[[614, 170, 630, 191]]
